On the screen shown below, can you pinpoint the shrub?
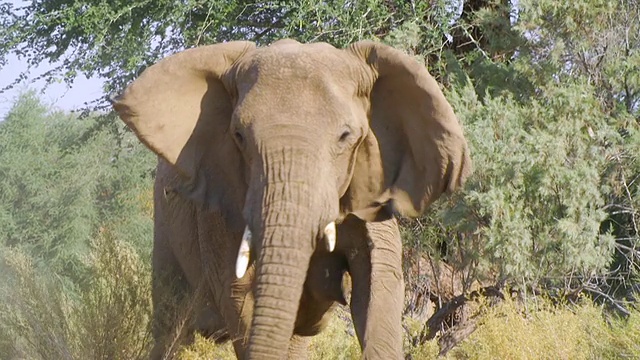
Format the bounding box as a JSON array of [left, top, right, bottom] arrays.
[[445, 296, 640, 360], [420, 81, 619, 289], [0, 230, 152, 360]]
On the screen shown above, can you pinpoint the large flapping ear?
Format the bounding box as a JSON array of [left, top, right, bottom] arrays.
[[113, 41, 256, 213], [347, 41, 472, 218]]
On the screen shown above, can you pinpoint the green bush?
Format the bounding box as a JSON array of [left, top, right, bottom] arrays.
[[443, 81, 617, 285]]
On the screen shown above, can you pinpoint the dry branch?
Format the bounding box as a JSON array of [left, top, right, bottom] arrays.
[[410, 286, 505, 355]]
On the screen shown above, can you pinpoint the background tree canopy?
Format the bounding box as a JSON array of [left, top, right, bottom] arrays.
[[1, 0, 639, 358], [0, 93, 155, 276]]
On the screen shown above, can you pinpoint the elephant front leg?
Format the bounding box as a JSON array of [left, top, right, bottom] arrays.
[[341, 216, 404, 359], [196, 211, 254, 359], [149, 239, 196, 360]]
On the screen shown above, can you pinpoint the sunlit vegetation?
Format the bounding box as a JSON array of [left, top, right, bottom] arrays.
[[1, 0, 639, 358]]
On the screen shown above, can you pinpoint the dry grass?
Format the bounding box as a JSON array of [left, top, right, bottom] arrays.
[[176, 306, 362, 360], [176, 296, 640, 360], [2, 243, 638, 360], [0, 230, 152, 360], [445, 295, 640, 360]]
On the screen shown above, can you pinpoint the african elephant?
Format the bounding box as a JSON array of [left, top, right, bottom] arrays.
[[113, 39, 471, 360]]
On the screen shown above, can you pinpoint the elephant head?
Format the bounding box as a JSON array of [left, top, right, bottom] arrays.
[[113, 39, 471, 359]]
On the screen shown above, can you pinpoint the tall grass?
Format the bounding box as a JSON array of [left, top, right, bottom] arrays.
[[176, 306, 363, 360], [444, 296, 640, 360], [0, 230, 152, 360], [1, 238, 638, 359], [176, 297, 640, 359]]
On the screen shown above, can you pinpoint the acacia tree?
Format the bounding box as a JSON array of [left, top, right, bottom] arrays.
[[0, 0, 456, 103]]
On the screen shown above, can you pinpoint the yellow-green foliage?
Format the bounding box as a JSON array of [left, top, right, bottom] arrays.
[[308, 307, 360, 360], [174, 298, 640, 360], [178, 336, 235, 360], [0, 231, 153, 360], [2, 250, 639, 360], [176, 297, 640, 360], [445, 296, 640, 360], [177, 307, 362, 360]]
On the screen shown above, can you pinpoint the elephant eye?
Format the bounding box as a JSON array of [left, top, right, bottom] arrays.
[[338, 130, 351, 143], [234, 130, 244, 145]]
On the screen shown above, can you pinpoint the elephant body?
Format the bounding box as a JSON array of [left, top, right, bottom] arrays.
[[114, 39, 471, 359], [152, 158, 402, 358]]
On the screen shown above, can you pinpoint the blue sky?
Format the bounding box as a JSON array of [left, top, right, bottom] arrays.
[[0, 0, 105, 120], [0, 53, 105, 120]]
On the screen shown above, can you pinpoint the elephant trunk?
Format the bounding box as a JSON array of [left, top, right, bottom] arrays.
[[246, 145, 327, 359], [247, 224, 312, 358]]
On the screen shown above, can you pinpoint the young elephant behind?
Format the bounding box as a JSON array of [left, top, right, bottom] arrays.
[[113, 39, 471, 360]]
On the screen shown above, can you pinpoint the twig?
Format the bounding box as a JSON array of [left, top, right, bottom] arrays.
[[412, 286, 504, 347], [458, 25, 490, 60], [583, 286, 631, 317]]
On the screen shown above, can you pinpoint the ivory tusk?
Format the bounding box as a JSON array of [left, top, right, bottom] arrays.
[[324, 222, 336, 252], [235, 226, 252, 278]]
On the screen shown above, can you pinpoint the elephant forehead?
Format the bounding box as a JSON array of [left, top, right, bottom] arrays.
[[232, 52, 360, 121], [237, 44, 361, 92]]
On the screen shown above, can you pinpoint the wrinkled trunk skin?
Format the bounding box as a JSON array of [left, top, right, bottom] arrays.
[[246, 145, 323, 360]]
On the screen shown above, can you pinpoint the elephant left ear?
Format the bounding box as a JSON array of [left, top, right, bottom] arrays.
[[346, 41, 472, 218]]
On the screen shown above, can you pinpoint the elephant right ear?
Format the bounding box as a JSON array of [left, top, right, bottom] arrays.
[[113, 41, 256, 212]]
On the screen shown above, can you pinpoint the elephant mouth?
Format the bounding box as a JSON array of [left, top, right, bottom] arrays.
[[234, 221, 337, 278]]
